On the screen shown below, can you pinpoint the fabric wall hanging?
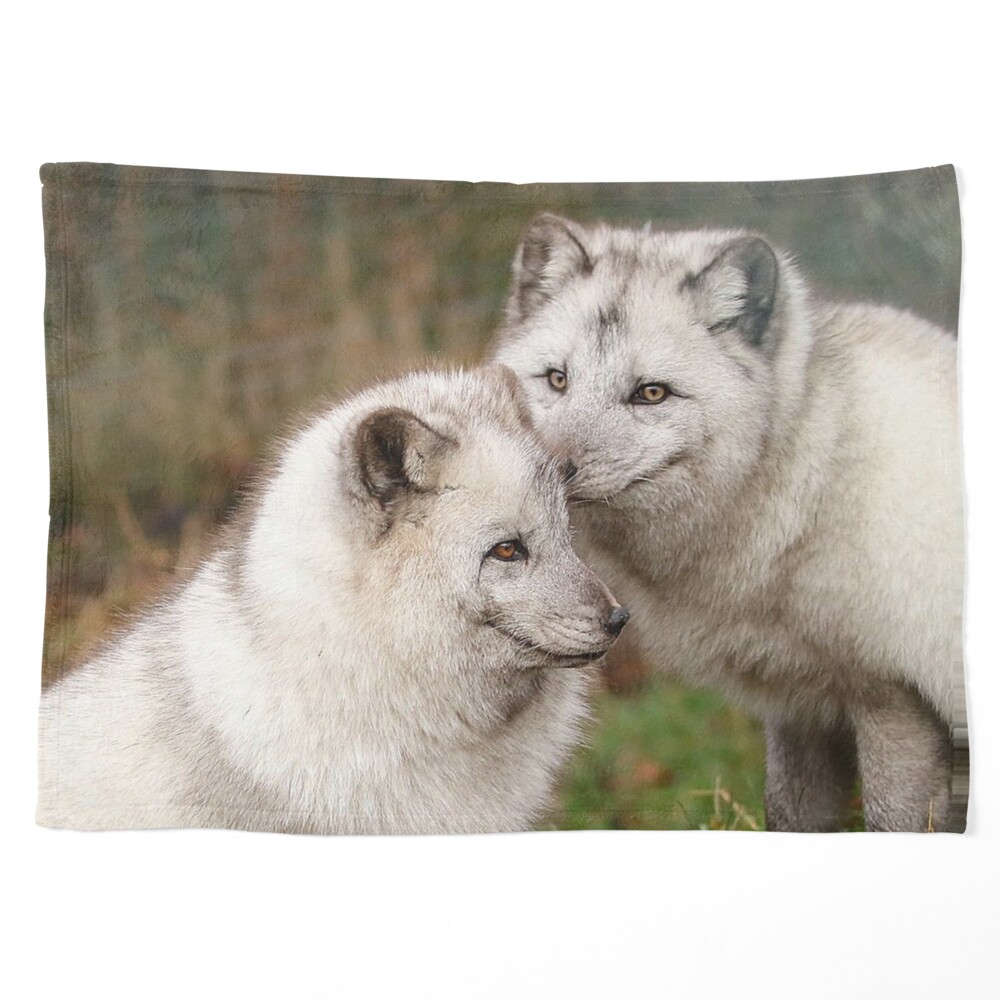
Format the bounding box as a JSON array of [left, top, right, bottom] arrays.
[[37, 163, 967, 834]]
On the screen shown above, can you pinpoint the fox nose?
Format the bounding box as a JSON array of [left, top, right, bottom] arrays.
[[604, 606, 630, 637]]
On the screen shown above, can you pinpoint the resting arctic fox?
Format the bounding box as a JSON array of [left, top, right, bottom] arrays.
[[493, 214, 964, 832], [37, 366, 628, 834]]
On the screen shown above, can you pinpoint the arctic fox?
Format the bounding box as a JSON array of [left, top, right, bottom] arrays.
[[493, 214, 964, 832], [38, 365, 628, 834]]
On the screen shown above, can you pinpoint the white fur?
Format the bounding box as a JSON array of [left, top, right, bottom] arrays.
[[38, 367, 623, 834], [495, 217, 964, 830]]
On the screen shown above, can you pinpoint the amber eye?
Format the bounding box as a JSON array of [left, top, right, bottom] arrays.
[[632, 383, 670, 404], [546, 368, 568, 392], [488, 540, 526, 562]]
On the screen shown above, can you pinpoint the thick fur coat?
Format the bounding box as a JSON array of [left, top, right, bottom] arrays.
[[38, 366, 626, 834], [493, 215, 964, 831]]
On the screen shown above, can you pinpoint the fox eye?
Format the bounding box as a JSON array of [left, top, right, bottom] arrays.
[[546, 368, 568, 392], [632, 383, 670, 404], [488, 539, 527, 562]]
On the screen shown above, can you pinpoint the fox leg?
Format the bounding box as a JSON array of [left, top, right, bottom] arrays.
[[852, 683, 952, 832], [764, 718, 857, 832]]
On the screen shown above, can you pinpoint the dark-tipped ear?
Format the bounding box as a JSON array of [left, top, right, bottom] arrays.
[[687, 236, 779, 347], [507, 214, 593, 321], [353, 407, 455, 509], [480, 363, 535, 432]]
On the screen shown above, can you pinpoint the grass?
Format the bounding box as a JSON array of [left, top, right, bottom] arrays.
[[549, 677, 767, 831]]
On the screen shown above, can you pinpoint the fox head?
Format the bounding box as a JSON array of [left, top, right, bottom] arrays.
[[492, 215, 806, 523], [247, 365, 627, 684], [347, 366, 627, 669]]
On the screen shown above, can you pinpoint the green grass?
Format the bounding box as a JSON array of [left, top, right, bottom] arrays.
[[549, 680, 767, 831]]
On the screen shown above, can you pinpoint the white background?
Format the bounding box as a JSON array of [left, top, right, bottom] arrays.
[[2, 3, 997, 997]]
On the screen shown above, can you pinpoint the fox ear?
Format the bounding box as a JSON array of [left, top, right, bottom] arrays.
[[352, 407, 455, 510], [481, 363, 535, 431], [688, 236, 779, 347], [508, 214, 593, 321]]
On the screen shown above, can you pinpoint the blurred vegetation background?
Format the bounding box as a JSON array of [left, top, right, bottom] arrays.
[[41, 162, 960, 830]]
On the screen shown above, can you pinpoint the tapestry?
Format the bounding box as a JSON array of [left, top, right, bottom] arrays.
[[37, 163, 967, 833]]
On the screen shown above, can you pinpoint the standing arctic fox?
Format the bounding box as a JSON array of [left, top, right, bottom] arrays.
[[38, 365, 628, 834], [493, 214, 964, 832]]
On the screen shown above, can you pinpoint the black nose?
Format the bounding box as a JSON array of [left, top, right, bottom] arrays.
[[562, 460, 578, 484], [604, 606, 630, 637]]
